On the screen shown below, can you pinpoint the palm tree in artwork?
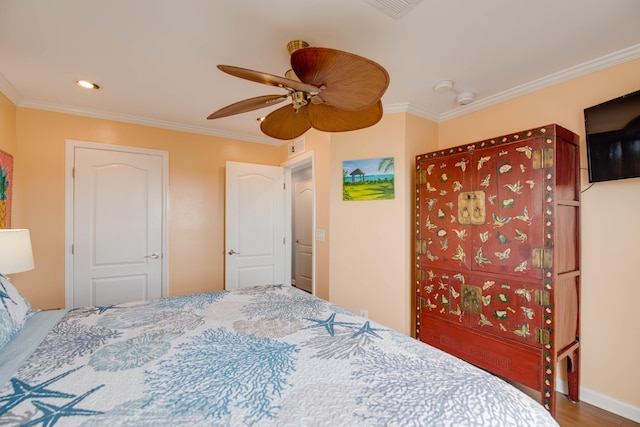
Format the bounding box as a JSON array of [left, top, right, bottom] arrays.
[[378, 157, 394, 173]]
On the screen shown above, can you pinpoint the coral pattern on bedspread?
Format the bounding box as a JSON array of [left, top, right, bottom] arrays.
[[0, 285, 558, 426]]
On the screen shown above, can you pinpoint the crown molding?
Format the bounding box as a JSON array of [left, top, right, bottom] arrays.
[[0, 72, 24, 105], [384, 102, 440, 122], [5, 43, 640, 142], [17, 99, 278, 145], [437, 43, 640, 122]]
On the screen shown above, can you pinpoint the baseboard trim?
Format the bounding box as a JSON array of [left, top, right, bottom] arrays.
[[555, 378, 640, 423]]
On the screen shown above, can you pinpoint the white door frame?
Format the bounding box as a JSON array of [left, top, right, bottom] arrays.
[[282, 151, 316, 295], [64, 140, 169, 309]]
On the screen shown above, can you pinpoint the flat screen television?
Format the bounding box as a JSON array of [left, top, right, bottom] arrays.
[[584, 89, 640, 183]]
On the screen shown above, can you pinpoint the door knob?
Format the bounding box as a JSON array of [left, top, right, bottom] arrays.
[[144, 253, 159, 259], [228, 249, 240, 255]]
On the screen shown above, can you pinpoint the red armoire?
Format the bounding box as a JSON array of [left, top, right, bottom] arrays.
[[415, 124, 580, 415]]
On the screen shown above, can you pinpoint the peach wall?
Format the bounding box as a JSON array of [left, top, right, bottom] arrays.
[[437, 58, 640, 410], [12, 108, 283, 309], [0, 92, 16, 155], [329, 113, 413, 334], [281, 130, 332, 300], [327, 114, 438, 335]]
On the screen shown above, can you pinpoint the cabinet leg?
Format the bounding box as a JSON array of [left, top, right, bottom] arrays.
[[567, 347, 580, 403]]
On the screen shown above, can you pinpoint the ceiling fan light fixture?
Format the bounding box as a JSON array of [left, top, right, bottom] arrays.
[[291, 91, 308, 110]]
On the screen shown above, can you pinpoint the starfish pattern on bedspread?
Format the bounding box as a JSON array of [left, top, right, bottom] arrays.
[[23, 385, 104, 427], [0, 368, 80, 417], [304, 313, 385, 339], [350, 321, 383, 339], [303, 313, 355, 336]]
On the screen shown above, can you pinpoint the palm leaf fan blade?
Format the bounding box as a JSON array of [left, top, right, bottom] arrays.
[[207, 95, 288, 119], [260, 104, 311, 140], [307, 101, 383, 132], [291, 48, 389, 111], [217, 65, 320, 93]]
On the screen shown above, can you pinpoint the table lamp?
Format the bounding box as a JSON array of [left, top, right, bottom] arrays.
[[0, 229, 35, 275]]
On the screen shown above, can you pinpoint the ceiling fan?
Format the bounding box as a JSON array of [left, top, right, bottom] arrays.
[[207, 40, 390, 140]]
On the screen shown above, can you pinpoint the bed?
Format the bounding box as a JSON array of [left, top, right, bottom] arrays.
[[1, 278, 558, 426]]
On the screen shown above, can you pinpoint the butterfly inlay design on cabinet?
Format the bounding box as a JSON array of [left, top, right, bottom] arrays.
[[415, 124, 581, 416]]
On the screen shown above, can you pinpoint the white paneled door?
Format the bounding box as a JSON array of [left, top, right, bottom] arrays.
[[293, 178, 313, 293], [71, 145, 165, 307], [225, 161, 286, 290]]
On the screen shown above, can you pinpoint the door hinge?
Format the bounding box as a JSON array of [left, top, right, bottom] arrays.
[[535, 328, 550, 345], [534, 289, 550, 306], [533, 148, 554, 169], [417, 269, 425, 281], [532, 248, 553, 269], [71, 243, 74, 254], [72, 167, 75, 178], [416, 239, 427, 255]]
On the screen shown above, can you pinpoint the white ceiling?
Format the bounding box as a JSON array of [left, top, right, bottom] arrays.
[[1, 0, 639, 145]]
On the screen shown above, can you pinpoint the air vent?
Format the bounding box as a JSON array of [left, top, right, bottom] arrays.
[[287, 137, 306, 158], [364, 0, 423, 19]]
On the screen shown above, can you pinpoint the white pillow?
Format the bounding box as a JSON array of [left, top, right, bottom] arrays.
[[0, 274, 35, 349]]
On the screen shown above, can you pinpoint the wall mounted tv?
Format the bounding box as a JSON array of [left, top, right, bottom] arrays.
[[584, 89, 640, 183]]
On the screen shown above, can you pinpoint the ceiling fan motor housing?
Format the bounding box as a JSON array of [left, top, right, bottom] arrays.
[[287, 40, 309, 55]]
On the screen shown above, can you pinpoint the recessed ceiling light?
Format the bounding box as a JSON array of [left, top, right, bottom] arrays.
[[75, 80, 101, 90]]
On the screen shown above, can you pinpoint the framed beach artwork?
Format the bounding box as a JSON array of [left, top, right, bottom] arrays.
[[0, 150, 12, 229], [343, 157, 394, 201]]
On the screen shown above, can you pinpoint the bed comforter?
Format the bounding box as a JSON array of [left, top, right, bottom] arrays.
[[0, 285, 558, 426]]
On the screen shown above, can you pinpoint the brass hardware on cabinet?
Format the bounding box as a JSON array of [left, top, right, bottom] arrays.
[[534, 290, 550, 306], [461, 285, 482, 314], [416, 240, 427, 255], [535, 328, 550, 345], [458, 191, 486, 225], [417, 269, 426, 281], [532, 248, 553, 269], [533, 148, 554, 169], [418, 170, 427, 185], [418, 296, 426, 309]]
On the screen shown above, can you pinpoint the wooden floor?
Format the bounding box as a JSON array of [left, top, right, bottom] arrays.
[[553, 394, 639, 427]]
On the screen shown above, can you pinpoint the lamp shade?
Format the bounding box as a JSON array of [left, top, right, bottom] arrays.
[[0, 229, 35, 274]]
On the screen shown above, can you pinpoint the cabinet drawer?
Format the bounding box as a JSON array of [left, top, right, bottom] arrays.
[[418, 268, 546, 348], [419, 316, 543, 391], [467, 275, 545, 348]]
